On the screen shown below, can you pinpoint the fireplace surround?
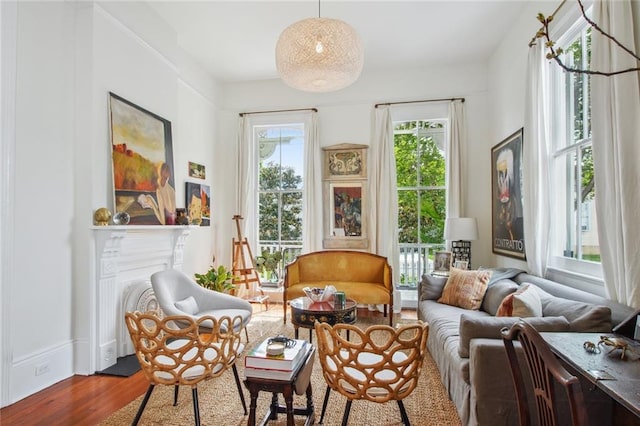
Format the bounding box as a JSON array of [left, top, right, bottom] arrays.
[[90, 225, 192, 372]]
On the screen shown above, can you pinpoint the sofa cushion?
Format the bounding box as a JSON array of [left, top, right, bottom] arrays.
[[287, 281, 390, 305], [496, 283, 542, 318], [438, 268, 492, 310], [175, 296, 199, 314], [458, 314, 571, 358], [419, 274, 449, 300], [531, 284, 612, 332], [481, 279, 519, 315]]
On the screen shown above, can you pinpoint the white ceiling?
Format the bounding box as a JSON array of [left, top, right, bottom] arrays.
[[146, 0, 534, 84]]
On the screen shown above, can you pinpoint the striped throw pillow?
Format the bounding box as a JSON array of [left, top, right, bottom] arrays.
[[437, 268, 493, 310]]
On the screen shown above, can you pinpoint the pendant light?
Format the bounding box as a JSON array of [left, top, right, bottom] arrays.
[[275, 0, 364, 92]]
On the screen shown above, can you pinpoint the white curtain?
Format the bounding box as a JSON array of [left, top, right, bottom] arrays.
[[522, 42, 551, 277], [591, 0, 640, 307], [236, 115, 258, 249], [370, 106, 400, 286], [302, 112, 322, 253], [446, 100, 464, 219]]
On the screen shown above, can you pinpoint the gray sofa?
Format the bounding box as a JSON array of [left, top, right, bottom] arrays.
[[417, 268, 634, 426]]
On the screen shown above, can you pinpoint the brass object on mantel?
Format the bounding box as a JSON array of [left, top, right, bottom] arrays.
[[93, 207, 112, 226]]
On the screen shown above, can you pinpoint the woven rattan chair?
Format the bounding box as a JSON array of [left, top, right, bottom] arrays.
[[314, 321, 429, 426], [501, 320, 588, 426], [124, 311, 247, 426]]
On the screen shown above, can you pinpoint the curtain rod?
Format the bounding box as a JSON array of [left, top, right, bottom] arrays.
[[239, 107, 317, 117], [528, 0, 567, 47], [374, 97, 465, 108]]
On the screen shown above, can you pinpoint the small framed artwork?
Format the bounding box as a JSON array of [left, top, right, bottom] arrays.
[[433, 251, 452, 275], [185, 182, 210, 226], [323, 181, 368, 249], [200, 184, 210, 226], [188, 161, 206, 179], [491, 128, 526, 260], [453, 260, 469, 270]]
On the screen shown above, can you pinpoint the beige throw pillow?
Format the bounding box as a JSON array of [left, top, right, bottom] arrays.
[[496, 283, 542, 317], [437, 268, 493, 310]]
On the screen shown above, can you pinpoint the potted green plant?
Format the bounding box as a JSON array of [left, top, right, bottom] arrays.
[[255, 249, 283, 283], [194, 265, 236, 293]]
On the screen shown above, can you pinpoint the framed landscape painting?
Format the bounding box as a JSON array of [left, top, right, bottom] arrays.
[[109, 92, 176, 225], [188, 161, 205, 179], [491, 128, 526, 260]]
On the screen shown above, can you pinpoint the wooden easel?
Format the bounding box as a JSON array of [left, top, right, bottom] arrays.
[[231, 215, 268, 309]]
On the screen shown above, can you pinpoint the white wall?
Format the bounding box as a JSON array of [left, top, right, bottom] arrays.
[[10, 0, 76, 403], [487, 1, 557, 271], [216, 65, 494, 269], [2, 1, 219, 406]]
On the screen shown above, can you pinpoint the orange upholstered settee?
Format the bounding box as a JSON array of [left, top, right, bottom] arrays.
[[283, 250, 393, 325]]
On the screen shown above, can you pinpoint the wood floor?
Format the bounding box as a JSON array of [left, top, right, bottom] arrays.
[[0, 306, 416, 426]]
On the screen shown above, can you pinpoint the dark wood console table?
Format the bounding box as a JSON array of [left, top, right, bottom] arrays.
[[540, 332, 640, 420], [244, 347, 316, 426]]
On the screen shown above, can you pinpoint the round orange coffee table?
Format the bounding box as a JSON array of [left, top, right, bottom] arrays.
[[289, 297, 357, 343]]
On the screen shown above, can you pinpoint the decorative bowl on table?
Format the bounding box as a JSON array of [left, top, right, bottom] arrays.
[[303, 287, 325, 303]]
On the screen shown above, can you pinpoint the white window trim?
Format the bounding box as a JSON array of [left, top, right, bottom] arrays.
[[546, 2, 602, 285]]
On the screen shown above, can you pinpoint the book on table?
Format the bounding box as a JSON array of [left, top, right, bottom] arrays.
[[244, 343, 312, 381], [245, 337, 309, 371]]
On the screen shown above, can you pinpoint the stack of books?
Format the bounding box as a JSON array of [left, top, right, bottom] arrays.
[[244, 338, 311, 381]]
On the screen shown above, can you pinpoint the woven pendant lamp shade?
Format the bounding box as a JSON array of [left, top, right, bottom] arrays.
[[276, 17, 364, 92]]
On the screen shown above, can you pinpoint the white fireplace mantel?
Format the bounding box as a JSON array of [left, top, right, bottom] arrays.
[[89, 225, 193, 373]]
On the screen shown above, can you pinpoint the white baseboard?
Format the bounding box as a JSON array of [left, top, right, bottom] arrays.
[[73, 338, 92, 376], [9, 340, 74, 405]]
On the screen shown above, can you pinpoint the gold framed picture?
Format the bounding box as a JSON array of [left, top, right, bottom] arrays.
[[322, 143, 369, 249], [323, 143, 367, 179]]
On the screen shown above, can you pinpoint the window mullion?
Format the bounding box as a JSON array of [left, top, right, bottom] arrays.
[[576, 147, 583, 260]]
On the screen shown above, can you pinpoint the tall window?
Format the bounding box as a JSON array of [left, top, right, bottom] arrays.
[[395, 120, 447, 289], [549, 17, 600, 275], [255, 124, 304, 277]]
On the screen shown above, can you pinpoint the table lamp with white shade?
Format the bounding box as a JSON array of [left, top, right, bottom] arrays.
[[444, 217, 479, 269]]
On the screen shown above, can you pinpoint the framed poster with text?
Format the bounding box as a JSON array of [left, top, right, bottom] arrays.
[[491, 128, 526, 260]]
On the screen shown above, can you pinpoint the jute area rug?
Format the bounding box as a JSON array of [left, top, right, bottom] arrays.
[[101, 312, 461, 426]]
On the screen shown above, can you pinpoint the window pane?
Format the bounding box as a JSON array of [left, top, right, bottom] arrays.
[[553, 150, 577, 258], [418, 129, 446, 187], [559, 28, 592, 149], [280, 128, 304, 189], [420, 189, 445, 243], [257, 128, 281, 166], [580, 145, 599, 262], [259, 161, 280, 191], [395, 129, 418, 187], [281, 191, 302, 241], [398, 190, 418, 243], [259, 192, 279, 242]]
